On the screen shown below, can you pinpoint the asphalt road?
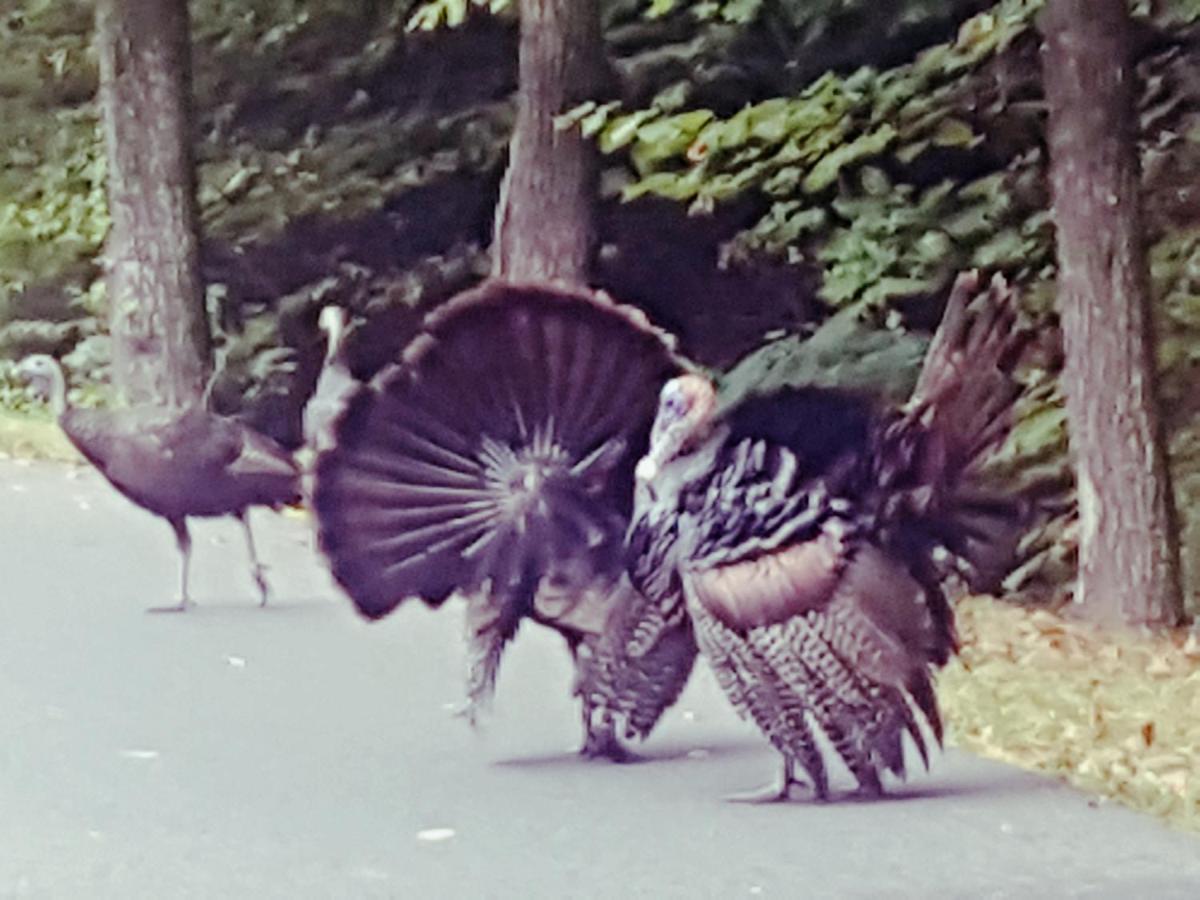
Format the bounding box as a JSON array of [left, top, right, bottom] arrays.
[[2, 458, 1199, 899]]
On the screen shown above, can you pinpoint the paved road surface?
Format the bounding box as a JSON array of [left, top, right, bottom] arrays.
[[1, 459, 1198, 899]]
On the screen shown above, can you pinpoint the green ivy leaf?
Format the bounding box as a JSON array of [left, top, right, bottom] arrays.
[[802, 125, 896, 193]]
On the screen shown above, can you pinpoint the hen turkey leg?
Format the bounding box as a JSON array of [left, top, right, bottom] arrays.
[[238, 512, 271, 607], [148, 519, 194, 613]]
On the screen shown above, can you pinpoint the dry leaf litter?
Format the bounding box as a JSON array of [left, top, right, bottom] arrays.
[[938, 596, 1200, 832]]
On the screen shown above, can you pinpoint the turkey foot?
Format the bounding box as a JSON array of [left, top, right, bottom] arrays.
[[579, 725, 637, 763], [724, 760, 812, 804], [252, 568, 271, 607], [239, 513, 271, 607], [724, 781, 795, 804], [448, 698, 486, 728], [147, 597, 195, 614]]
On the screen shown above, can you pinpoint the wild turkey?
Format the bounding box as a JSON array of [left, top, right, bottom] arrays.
[[314, 280, 699, 758], [626, 272, 1028, 800], [297, 305, 358, 547], [302, 305, 357, 461], [17, 355, 301, 612]]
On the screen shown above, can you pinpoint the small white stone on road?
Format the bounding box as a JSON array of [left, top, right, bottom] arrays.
[[227, 656, 247, 668], [120, 749, 160, 760], [681, 710, 697, 722], [999, 822, 1014, 834], [686, 748, 710, 760], [416, 828, 456, 843]]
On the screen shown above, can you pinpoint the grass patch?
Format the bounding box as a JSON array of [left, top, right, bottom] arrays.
[[939, 595, 1200, 833], [0, 408, 80, 462]]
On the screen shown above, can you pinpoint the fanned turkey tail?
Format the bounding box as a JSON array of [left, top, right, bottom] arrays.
[[314, 280, 690, 743], [909, 271, 1028, 476], [892, 271, 1033, 592]]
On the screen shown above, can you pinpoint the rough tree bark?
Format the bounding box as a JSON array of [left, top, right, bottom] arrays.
[[1040, 0, 1184, 626], [491, 0, 605, 285], [96, 0, 211, 407]]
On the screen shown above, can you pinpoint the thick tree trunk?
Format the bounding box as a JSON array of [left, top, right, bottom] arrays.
[[491, 0, 604, 285], [96, 0, 211, 407], [1041, 0, 1184, 626]]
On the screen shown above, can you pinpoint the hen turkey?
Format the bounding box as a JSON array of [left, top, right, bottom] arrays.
[[18, 354, 301, 612], [302, 305, 357, 461], [626, 272, 1028, 800], [313, 280, 699, 757]]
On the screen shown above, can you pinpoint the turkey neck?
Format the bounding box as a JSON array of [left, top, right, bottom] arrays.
[[44, 364, 111, 470], [321, 311, 346, 365], [325, 329, 342, 365], [641, 424, 728, 517], [43, 362, 69, 419]]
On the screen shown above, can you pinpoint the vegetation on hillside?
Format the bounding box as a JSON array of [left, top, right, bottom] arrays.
[[1, 0, 1198, 610]]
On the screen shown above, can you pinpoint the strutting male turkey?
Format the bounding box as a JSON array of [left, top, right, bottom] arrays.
[[626, 272, 1028, 800], [313, 280, 699, 758], [17, 355, 302, 612]]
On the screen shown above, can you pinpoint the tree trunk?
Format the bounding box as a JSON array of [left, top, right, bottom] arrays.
[[96, 0, 211, 407], [491, 0, 604, 285], [1040, 0, 1184, 626]]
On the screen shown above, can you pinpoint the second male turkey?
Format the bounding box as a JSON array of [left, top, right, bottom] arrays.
[[314, 280, 699, 758], [626, 272, 1029, 800]]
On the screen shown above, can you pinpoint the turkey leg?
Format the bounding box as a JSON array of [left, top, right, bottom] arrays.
[[148, 518, 194, 613], [459, 624, 507, 726], [452, 592, 525, 726], [725, 756, 810, 804], [238, 512, 271, 607], [579, 711, 636, 763]]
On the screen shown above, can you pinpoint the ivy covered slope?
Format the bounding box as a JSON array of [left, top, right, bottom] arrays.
[[0, 0, 521, 436], [0, 2, 104, 380], [0, 0, 1005, 435], [1, 0, 1198, 603], [581, 0, 1200, 611]]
